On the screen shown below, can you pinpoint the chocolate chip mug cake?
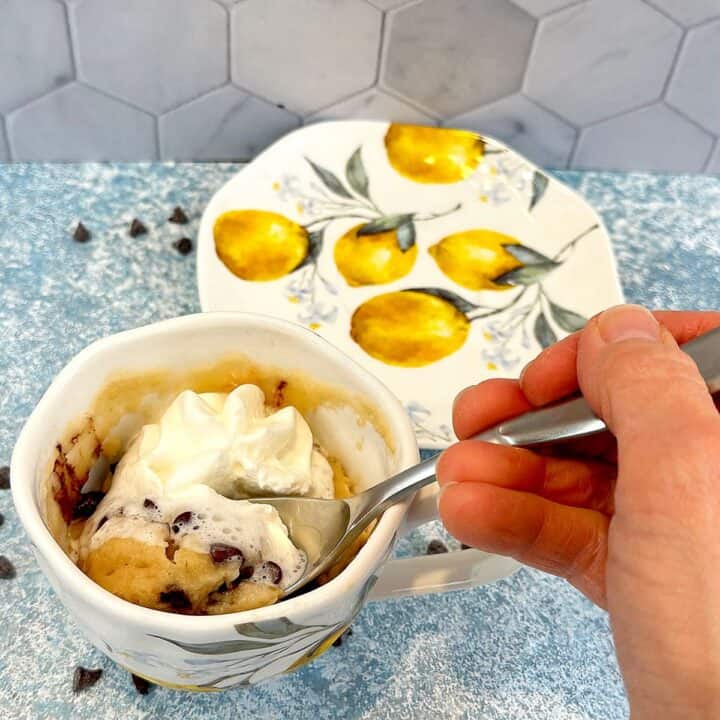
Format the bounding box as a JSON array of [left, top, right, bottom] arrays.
[[43, 357, 377, 615]]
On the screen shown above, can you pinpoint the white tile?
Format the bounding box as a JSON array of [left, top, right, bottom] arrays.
[[449, 94, 576, 168], [573, 103, 714, 172], [510, 0, 583, 17], [382, 0, 536, 115], [666, 20, 720, 134], [525, 0, 682, 124], [7, 84, 156, 161], [708, 143, 720, 174], [231, 0, 381, 115], [0, 0, 73, 113], [307, 89, 434, 123], [73, 0, 228, 114], [159, 86, 299, 160], [646, 0, 720, 27]]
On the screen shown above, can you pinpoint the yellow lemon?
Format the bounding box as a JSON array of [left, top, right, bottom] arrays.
[[334, 223, 417, 287], [428, 230, 522, 291], [214, 210, 309, 281], [384, 124, 484, 184], [287, 627, 349, 672], [351, 290, 470, 367]]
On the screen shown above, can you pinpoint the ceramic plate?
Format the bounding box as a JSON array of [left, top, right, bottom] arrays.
[[197, 121, 623, 448]]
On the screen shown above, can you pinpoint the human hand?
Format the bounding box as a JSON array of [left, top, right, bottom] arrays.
[[437, 305, 720, 719]]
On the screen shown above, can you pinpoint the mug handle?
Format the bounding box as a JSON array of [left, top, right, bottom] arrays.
[[367, 482, 520, 601]]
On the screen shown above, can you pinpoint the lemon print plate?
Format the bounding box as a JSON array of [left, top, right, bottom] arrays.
[[197, 121, 623, 448]]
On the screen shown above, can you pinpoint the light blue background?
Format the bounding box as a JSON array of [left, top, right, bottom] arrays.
[[1, 164, 719, 719]]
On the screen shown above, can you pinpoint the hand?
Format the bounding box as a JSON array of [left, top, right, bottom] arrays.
[[437, 306, 720, 719]]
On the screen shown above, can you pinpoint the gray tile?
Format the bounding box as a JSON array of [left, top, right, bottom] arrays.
[[383, 0, 536, 116], [159, 86, 299, 161], [366, 0, 416, 9], [231, 0, 381, 115], [0, 121, 9, 161], [449, 94, 576, 168], [573, 103, 714, 172], [645, 0, 720, 27], [666, 20, 720, 134], [707, 142, 720, 173], [73, 0, 228, 114], [7, 84, 156, 161], [525, 0, 682, 125], [510, 0, 584, 17], [307, 89, 434, 123], [0, 0, 73, 113]]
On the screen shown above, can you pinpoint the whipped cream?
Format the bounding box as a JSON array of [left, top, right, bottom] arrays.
[[81, 385, 336, 589]]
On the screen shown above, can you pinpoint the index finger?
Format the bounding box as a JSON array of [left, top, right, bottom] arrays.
[[520, 310, 720, 407]]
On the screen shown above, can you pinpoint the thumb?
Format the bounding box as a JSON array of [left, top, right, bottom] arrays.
[[577, 304, 720, 513]]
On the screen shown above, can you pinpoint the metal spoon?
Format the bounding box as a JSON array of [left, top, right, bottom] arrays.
[[250, 326, 720, 597]]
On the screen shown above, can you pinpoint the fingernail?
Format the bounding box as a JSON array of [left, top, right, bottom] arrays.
[[452, 384, 476, 413], [597, 305, 660, 343]]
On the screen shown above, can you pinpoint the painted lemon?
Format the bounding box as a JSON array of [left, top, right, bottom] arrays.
[[214, 210, 309, 281], [287, 627, 349, 672], [384, 124, 485, 184], [334, 223, 417, 287], [428, 230, 522, 291], [351, 290, 470, 367]]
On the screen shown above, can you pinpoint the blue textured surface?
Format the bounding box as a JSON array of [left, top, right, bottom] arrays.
[[1, 164, 719, 719]]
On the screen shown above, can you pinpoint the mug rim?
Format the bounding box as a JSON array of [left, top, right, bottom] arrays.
[[11, 312, 419, 636]]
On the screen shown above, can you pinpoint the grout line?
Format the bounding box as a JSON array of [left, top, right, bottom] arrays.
[[379, 85, 440, 122], [687, 14, 720, 30], [703, 137, 719, 173], [519, 14, 540, 99], [522, 94, 581, 131], [567, 126, 583, 168], [223, 2, 232, 83], [61, 0, 79, 81], [640, 0, 685, 29], [664, 101, 717, 138], [373, 11, 386, 85], [659, 27, 687, 99], [75, 80, 154, 115], [1, 115, 12, 162], [153, 115, 161, 162]]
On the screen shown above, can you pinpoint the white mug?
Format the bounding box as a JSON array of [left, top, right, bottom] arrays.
[[12, 313, 518, 690]]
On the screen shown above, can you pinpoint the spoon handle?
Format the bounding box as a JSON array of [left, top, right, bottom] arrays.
[[356, 325, 720, 520]]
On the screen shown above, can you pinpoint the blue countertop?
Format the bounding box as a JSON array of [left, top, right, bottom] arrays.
[[1, 164, 719, 720]]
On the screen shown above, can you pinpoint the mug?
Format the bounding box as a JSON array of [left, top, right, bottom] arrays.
[[12, 313, 518, 690]]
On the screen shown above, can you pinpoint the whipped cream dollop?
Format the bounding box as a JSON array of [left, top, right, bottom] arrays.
[[82, 385, 335, 589]]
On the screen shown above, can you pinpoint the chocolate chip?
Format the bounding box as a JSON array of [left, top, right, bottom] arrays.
[[172, 237, 193, 256], [143, 498, 157, 511], [73, 222, 90, 243], [426, 539, 448, 555], [72, 491, 105, 520], [96, 516, 108, 530], [171, 511, 193, 533], [131, 673, 152, 695], [168, 206, 188, 224], [164, 538, 178, 562], [73, 666, 102, 693], [0, 556, 15, 579], [0, 466, 9, 489], [257, 561, 282, 584], [333, 627, 353, 647], [129, 218, 147, 237], [210, 543, 244, 564], [159, 588, 191, 610]]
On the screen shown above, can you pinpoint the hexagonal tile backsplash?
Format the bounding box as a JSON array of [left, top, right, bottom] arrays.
[[1, 0, 718, 171]]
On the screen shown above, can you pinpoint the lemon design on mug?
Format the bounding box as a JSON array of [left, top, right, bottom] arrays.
[[214, 210, 310, 281], [428, 229, 522, 291], [334, 223, 418, 287], [384, 124, 485, 184], [350, 290, 471, 367]]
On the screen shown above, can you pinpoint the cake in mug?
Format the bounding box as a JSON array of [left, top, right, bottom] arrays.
[[42, 357, 385, 615]]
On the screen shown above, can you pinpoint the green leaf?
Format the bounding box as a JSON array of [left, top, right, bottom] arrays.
[[395, 221, 416, 252], [529, 171, 549, 211], [345, 147, 370, 200], [502, 243, 553, 266], [296, 228, 324, 269], [534, 312, 557, 349], [548, 301, 587, 332], [405, 287, 477, 315], [494, 262, 558, 286], [357, 214, 413, 235], [305, 157, 352, 199]]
